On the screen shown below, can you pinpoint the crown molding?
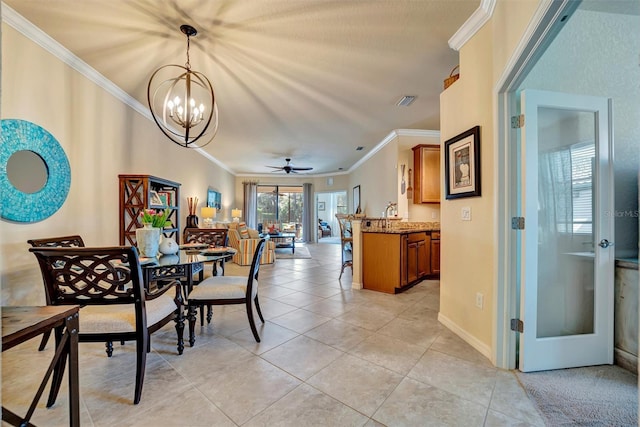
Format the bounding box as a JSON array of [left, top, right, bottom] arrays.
[[1, 2, 235, 175], [349, 129, 440, 173], [448, 0, 496, 51]]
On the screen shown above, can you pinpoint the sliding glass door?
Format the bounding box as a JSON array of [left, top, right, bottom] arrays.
[[256, 185, 303, 239]]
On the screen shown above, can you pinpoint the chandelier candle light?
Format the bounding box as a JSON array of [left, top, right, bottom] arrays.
[[147, 24, 218, 148]]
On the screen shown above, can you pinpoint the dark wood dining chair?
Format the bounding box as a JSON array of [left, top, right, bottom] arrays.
[[27, 235, 86, 351], [29, 245, 184, 404], [183, 227, 230, 324], [183, 227, 228, 248], [186, 239, 266, 346]]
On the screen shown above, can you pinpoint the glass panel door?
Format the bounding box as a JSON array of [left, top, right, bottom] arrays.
[[519, 89, 614, 372], [536, 108, 595, 338]]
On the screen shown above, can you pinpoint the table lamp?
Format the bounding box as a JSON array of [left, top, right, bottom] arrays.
[[201, 207, 216, 228], [231, 208, 242, 222]]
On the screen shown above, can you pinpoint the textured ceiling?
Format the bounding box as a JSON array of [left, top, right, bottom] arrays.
[[3, 0, 480, 176]]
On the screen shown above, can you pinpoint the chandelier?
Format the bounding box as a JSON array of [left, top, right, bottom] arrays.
[[147, 24, 218, 148]]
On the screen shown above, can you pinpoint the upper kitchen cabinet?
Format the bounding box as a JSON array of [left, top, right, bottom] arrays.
[[412, 144, 440, 204]]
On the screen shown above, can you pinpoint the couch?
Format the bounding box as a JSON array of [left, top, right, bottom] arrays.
[[226, 222, 276, 265]]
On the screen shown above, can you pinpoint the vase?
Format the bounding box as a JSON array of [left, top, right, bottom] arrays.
[[159, 236, 179, 255], [136, 223, 160, 257], [185, 214, 199, 229]]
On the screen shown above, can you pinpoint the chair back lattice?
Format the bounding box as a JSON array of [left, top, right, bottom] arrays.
[[335, 214, 353, 240], [184, 228, 228, 247], [29, 246, 145, 307], [246, 239, 266, 300], [27, 235, 85, 248]]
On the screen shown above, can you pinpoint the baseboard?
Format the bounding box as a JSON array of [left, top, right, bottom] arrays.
[[614, 348, 638, 374], [351, 281, 363, 290], [437, 312, 493, 363]]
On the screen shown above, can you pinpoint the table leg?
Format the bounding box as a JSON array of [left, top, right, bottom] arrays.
[[66, 312, 80, 427]]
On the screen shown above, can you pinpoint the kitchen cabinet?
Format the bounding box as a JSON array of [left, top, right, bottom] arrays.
[[363, 230, 439, 294], [430, 231, 440, 274], [412, 144, 440, 204]]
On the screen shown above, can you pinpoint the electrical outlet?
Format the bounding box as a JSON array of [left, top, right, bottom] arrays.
[[461, 207, 471, 221], [431, 212, 438, 219], [475, 292, 484, 309]]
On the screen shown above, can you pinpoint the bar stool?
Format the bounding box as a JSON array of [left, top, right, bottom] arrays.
[[335, 214, 353, 279]]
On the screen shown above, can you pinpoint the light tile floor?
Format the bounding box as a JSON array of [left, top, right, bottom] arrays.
[[2, 243, 546, 426]]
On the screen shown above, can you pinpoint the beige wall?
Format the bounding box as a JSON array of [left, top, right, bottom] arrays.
[[397, 134, 441, 222], [349, 140, 398, 217], [438, 0, 539, 359], [0, 24, 235, 305]]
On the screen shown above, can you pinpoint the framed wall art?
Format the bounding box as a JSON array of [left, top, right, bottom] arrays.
[[318, 201, 325, 211], [444, 126, 481, 199], [353, 185, 361, 214], [207, 189, 222, 209]]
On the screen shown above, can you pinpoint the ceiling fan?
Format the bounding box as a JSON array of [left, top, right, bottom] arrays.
[[266, 158, 313, 174]]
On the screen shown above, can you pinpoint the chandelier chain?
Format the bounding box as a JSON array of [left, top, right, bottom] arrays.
[[185, 35, 191, 70]]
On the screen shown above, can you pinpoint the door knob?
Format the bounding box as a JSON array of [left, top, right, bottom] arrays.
[[598, 239, 613, 248]]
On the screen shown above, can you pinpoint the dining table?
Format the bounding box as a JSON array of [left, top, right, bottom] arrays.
[[141, 246, 236, 295]]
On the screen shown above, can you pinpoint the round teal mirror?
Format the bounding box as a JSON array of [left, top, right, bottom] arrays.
[[0, 119, 71, 222]]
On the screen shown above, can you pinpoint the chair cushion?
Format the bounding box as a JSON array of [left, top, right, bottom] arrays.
[[237, 222, 250, 239], [188, 276, 255, 301], [79, 292, 177, 334]]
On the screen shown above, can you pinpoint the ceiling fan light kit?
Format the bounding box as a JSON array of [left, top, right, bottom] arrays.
[[266, 158, 313, 174], [147, 24, 218, 148]]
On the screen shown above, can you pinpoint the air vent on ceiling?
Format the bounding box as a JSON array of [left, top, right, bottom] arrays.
[[396, 95, 416, 107]]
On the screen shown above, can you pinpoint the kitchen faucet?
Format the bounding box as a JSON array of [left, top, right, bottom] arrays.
[[384, 202, 397, 228], [384, 202, 397, 218]]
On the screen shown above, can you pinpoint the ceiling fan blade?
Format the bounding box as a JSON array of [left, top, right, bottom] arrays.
[[290, 167, 313, 171], [266, 166, 284, 169]]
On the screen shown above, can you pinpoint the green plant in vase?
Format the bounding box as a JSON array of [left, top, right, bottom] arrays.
[[139, 208, 171, 228]]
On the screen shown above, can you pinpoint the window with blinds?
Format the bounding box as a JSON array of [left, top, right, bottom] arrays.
[[570, 142, 595, 234]]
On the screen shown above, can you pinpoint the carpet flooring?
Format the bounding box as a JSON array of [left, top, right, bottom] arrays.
[[516, 365, 638, 426]]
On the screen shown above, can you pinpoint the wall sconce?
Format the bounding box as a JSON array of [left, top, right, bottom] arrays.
[[201, 207, 216, 228], [231, 208, 242, 222]]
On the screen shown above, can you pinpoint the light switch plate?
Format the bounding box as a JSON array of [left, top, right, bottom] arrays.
[[461, 207, 471, 221]]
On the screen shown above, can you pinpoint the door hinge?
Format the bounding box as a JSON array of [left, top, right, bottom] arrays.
[[511, 114, 524, 128], [511, 217, 525, 230], [510, 318, 524, 333]]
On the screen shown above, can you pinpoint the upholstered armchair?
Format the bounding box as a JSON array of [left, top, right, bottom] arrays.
[[318, 219, 332, 238], [226, 222, 275, 265]]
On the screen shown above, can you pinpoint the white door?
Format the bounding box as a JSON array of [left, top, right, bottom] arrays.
[[519, 89, 614, 372]]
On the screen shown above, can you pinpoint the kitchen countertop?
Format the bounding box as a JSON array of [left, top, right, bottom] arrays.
[[362, 228, 439, 234], [361, 219, 440, 233]]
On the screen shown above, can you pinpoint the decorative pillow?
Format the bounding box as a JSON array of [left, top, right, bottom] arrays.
[[237, 222, 250, 239]]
